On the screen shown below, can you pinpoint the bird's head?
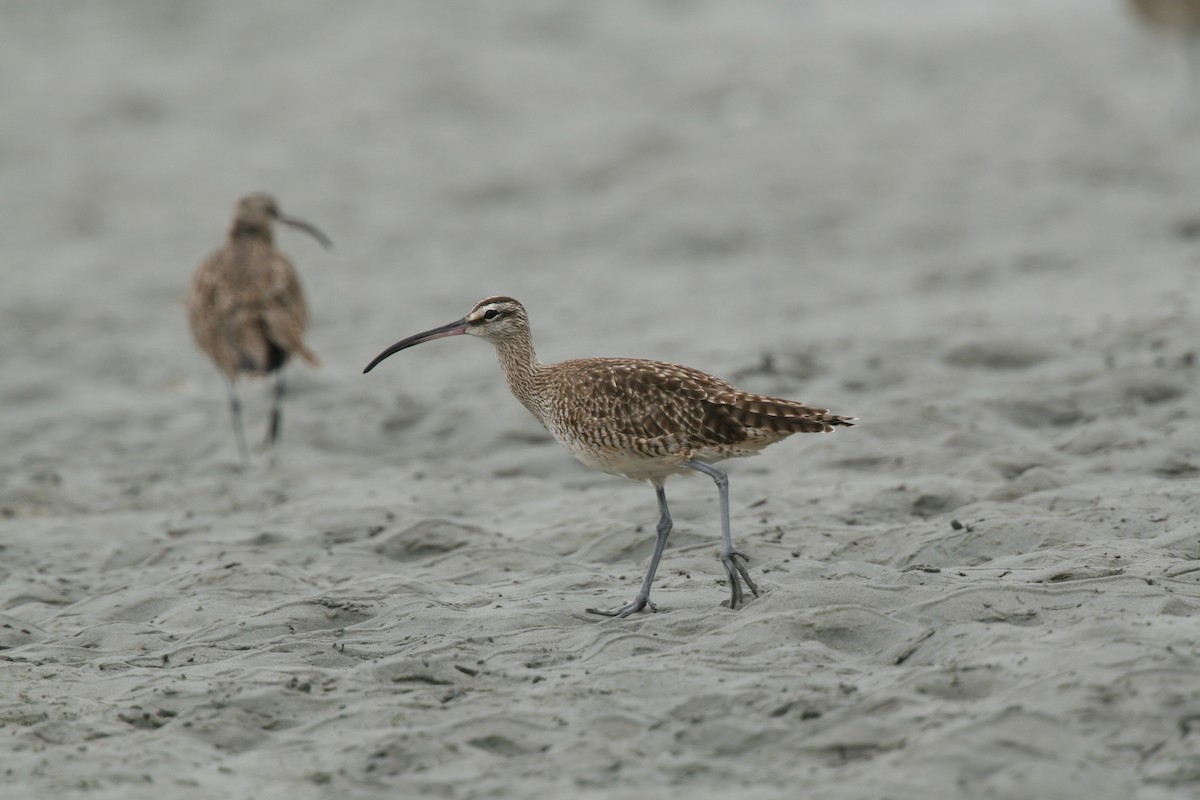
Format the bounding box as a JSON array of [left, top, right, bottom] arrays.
[[229, 192, 332, 249], [363, 296, 530, 373]]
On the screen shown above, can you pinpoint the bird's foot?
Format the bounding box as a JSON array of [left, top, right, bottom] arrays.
[[720, 548, 760, 609], [587, 597, 657, 618]]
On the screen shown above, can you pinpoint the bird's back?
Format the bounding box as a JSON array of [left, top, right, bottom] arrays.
[[531, 357, 851, 480]]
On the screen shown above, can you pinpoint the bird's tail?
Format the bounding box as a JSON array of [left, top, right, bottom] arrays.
[[720, 393, 855, 434], [296, 344, 320, 367]]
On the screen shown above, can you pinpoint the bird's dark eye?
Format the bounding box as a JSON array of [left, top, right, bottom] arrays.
[[483, 309, 500, 320]]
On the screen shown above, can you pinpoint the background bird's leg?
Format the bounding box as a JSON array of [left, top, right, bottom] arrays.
[[266, 371, 286, 446], [684, 460, 759, 608], [224, 379, 249, 466], [588, 480, 672, 618]]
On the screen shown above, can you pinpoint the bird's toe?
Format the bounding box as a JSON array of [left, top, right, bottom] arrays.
[[587, 597, 657, 618]]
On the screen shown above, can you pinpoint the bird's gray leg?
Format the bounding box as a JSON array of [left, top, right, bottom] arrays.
[[684, 459, 759, 609], [588, 480, 672, 618], [266, 371, 286, 446], [224, 379, 249, 466]]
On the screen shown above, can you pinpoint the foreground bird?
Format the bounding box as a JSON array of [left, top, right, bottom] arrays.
[[364, 296, 853, 617], [187, 193, 331, 463]]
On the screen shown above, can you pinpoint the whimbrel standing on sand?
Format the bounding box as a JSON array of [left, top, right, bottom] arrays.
[[187, 193, 331, 463], [364, 296, 853, 617]]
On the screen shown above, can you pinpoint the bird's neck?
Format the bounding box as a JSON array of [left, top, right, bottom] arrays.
[[229, 221, 274, 245], [494, 331, 546, 421]]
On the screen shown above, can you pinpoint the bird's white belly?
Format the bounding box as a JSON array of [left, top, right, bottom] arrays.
[[550, 429, 752, 482], [539, 418, 679, 480], [570, 446, 690, 481]]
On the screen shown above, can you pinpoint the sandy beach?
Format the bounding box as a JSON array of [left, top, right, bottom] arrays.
[[2, 1, 1200, 797]]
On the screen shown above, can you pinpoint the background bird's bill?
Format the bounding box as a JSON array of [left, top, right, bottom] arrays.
[[277, 214, 333, 250]]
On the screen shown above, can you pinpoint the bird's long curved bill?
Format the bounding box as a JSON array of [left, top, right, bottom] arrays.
[[278, 215, 333, 250], [363, 318, 469, 374]]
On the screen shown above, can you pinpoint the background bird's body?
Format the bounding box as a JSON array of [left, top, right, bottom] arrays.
[[187, 193, 329, 462], [187, 236, 317, 380], [365, 296, 852, 617]]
